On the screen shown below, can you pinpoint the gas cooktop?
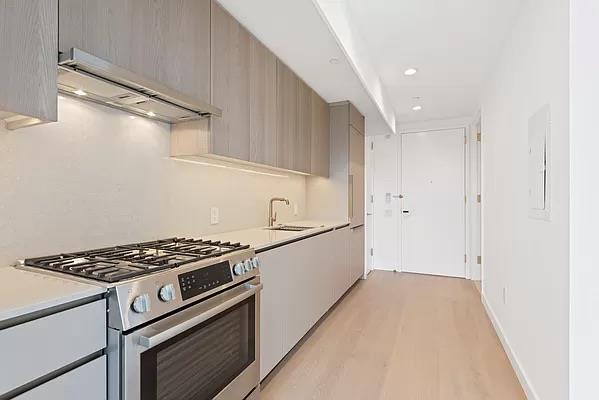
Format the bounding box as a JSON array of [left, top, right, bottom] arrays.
[[23, 238, 250, 283]]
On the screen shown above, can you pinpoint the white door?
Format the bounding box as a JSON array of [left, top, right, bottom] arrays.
[[401, 129, 465, 278], [365, 137, 375, 274]]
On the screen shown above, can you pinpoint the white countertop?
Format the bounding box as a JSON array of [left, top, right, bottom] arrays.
[[204, 220, 350, 252], [0, 268, 106, 324]]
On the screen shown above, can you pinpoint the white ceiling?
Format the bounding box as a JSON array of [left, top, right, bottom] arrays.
[[345, 0, 523, 123]]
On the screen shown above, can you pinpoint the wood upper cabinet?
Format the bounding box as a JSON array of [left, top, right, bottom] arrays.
[[211, 1, 251, 160], [349, 102, 365, 135], [0, 0, 57, 129], [294, 79, 312, 174], [249, 37, 277, 167], [59, 0, 211, 103], [349, 125, 365, 227], [276, 60, 298, 171], [311, 91, 330, 177]]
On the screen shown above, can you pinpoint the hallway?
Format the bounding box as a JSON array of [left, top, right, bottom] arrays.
[[261, 271, 525, 400]]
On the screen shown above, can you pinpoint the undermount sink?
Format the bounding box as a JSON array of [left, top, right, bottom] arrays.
[[265, 225, 317, 232]]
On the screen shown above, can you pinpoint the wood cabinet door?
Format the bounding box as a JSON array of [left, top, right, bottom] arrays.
[[350, 125, 365, 227], [211, 1, 250, 160], [276, 60, 298, 170], [59, 0, 211, 102], [0, 0, 57, 123], [294, 78, 312, 173], [349, 102, 365, 135], [310, 91, 330, 177], [249, 37, 277, 166]]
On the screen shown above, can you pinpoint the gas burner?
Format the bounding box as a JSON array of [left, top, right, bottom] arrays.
[[24, 237, 250, 283]]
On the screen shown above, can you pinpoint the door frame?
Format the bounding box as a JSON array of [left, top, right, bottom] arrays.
[[398, 126, 469, 277]]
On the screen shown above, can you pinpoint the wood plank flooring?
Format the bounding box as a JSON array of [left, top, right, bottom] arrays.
[[260, 271, 525, 400]]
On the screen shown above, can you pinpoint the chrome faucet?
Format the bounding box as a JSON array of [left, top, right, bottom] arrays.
[[269, 197, 290, 227]]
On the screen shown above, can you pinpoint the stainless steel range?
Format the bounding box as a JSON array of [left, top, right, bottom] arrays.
[[21, 238, 262, 400]]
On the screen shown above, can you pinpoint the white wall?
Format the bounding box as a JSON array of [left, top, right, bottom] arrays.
[[569, 1, 599, 398], [0, 96, 307, 266], [480, 0, 569, 398]]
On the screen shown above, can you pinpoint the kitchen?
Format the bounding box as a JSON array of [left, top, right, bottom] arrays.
[[1, 1, 366, 399], [2, 0, 597, 399]]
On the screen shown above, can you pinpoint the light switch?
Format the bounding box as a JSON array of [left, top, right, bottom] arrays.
[[210, 207, 219, 225]]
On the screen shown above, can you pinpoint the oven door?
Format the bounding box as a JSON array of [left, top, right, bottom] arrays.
[[122, 278, 261, 400]]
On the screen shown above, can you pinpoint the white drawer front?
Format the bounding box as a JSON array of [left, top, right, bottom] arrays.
[[15, 356, 106, 400], [0, 299, 106, 395]]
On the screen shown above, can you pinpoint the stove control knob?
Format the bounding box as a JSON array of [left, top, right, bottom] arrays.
[[244, 259, 253, 272], [233, 262, 245, 276], [251, 257, 260, 269], [159, 284, 176, 302], [132, 294, 151, 314]]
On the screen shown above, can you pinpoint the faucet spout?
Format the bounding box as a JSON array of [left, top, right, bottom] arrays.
[[269, 197, 290, 227]]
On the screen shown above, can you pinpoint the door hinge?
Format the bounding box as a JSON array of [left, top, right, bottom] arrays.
[[370, 194, 374, 203], [477, 132, 481, 142], [370, 248, 374, 256], [464, 195, 467, 203], [370, 141, 374, 150], [477, 255, 482, 265], [464, 136, 467, 145], [464, 254, 467, 263], [477, 194, 481, 203]]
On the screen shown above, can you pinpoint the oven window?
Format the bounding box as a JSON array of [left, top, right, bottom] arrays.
[[140, 297, 256, 400]]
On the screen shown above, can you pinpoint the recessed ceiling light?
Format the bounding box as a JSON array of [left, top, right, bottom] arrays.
[[404, 68, 418, 76], [329, 57, 340, 65], [147, 111, 156, 117], [412, 105, 423, 111], [129, 116, 136, 120], [74, 89, 87, 96]]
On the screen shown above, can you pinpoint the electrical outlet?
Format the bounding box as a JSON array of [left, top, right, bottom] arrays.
[[503, 287, 508, 304], [293, 203, 298, 216], [210, 207, 219, 225]]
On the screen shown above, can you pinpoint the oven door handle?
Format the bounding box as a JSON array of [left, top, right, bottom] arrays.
[[138, 282, 263, 349]]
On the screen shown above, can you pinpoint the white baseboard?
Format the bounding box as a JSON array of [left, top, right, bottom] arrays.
[[481, 295, 539, 400]]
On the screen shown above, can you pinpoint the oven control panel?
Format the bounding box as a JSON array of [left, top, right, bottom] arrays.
[[178, 260, 234, 301]]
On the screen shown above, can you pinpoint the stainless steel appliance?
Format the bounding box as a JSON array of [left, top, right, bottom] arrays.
[[21, 238, 261, 400], [58, 48, 222, 123]]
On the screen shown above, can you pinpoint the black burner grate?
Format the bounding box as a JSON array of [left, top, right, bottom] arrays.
[[24, 238, 250, 283]]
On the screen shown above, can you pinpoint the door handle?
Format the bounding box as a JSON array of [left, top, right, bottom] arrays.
[[402, 210, 410, 215], [393, 194, 404, 199]]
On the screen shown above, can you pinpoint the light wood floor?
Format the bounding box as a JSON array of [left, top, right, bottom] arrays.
[[261, 271, 525, 400]]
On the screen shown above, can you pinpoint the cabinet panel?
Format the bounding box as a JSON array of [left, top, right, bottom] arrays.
[[349, 102, 365, 135], [276, 60, 298, 170], [350, 225, 365, 284], [0, 0, 57, 125], [350, 125, 365, 227], [258, 248, 286, 380], [15, 356, 106, 400], [211, 1, 251, 160], [295, 79, 312, 173], [59, 0, 211, 102], [310, 91, 330, 177], [249, 38, 277, 166]]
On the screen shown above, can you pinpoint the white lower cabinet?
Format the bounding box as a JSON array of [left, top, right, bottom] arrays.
[[15, 356, 106, 400], [350, 225, 365, 284], [259, 226, 350, 380]]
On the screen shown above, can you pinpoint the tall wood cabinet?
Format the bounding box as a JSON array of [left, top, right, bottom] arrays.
[[59, 0, 211, 103], [0, 0, 57, 129], [329, 101, 366, 282]]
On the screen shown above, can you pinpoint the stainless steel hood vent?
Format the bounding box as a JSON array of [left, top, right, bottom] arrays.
[[57, 48, 221, 123]]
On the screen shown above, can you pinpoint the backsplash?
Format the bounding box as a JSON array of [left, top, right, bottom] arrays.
[[0, 96, 306, 266]]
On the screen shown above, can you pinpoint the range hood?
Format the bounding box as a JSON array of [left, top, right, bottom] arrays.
[[57, 48, 221, 123]]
